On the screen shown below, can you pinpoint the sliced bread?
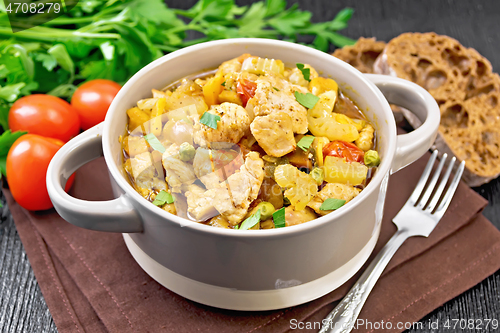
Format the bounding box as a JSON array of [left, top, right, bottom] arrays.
[[374, 32, 500, 186]]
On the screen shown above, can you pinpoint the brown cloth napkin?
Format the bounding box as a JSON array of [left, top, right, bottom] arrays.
[[4, 151, 500, 333]]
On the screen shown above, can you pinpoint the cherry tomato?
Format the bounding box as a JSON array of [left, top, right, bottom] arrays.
[[323, 140, 365, 163], [6, 134, 75, 211], [236, 79, 257, 107], [9, 94, 80, 142], [71, 79, 121, 130]]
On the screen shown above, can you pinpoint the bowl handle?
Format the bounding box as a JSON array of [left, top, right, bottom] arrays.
[[365, 74, 440, 173], [46, 123, 143, 233]]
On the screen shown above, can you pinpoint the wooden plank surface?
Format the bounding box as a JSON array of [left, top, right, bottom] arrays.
[[0, 0, 499, 332]]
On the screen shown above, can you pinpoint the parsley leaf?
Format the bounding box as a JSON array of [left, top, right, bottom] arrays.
[[152, 190, 175, 206], [200, 112, 221, 129], [319, 198, 346, 211], [273, 87, 280, 91], [34, 53, 58, 72], [272, 207, 286, 228], [144, 133, 166, 153], [0, 130, 27, 177], [294, 91, 319, 109], [240, 209, 261, 230], [296, 63, 310, 81], [297, 135, 315, 151], [221, 81, 226, 87]]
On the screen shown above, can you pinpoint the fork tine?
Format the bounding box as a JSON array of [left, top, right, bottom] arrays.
[[425, 156, 456, 212], [416, 153, 448, 209], [408, 150, 438, 205], [433, 160, 465, 219]]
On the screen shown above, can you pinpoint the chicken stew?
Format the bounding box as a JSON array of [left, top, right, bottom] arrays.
[[120, 54, 380, 230]]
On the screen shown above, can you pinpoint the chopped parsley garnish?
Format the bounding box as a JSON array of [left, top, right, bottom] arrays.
[[319, 198, 346, 211], [221, 81, 226, 87], [152, 190, 175, 206], [272, 207, 286, 228], [200, 112, 221, 129], [239, 209, 261, 230], [273, 87, 280, 91], [297, 135, 315, 151], [296, 63, 311, 81], [234, 225, 239, 230], [294, 91, 319, 109], [144, 133, 166, 153]]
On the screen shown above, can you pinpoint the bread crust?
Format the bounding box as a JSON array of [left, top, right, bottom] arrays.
[[373, 32, 500, 186], [332, 37, 386, 74]]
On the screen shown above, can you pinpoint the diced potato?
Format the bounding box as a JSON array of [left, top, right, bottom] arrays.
[[162, 203, 177, 215], [309, 77, 339, 96], [323, 156, 368, 185], [334, 113, 366, 131], [287, 64, 318, 87], [165, 80, 208, 115], [137, 98, 158, 111], [127, 107, 150, 132], [203, 71, 225, 106], [274, 164, 318, 210], [124, 136, 149, 157], [209, 215, 231, 229], [152, 89, 169, 98], [260, 219, 275, 229], [218, 90, 242, 105], [284, 206, 317, 227], [241, 57, 285, 76], [307, 91, 359, 142]]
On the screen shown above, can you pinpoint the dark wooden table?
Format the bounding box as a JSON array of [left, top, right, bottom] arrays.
[[1, 0, 499, 332]]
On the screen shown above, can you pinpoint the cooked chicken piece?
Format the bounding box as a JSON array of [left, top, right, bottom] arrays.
[[129, 152, 166, 191], [162, 144, 197, 192], [185, 184, 218, 221], [284, 206, 317, 227], [286, 64, 319, 87], [246, 73, 309, 134], [193, 102, 250, 148], [211, 151, 265, 225], [307, 183, 361, 216], [250, 112, 296, 157], [192, 147, 221, 189], [218, 56, 243, 75]]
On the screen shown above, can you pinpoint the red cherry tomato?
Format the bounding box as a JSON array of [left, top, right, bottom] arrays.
[[6, 134, 75, 211], [9, 94, 80, 142], [71, 79, 121, 130], [236, 79, 257, 107], [323, 140, 365, 163]]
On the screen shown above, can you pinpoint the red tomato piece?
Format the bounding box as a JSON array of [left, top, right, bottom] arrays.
[[9, 94, 80, 142], [236, 79, 257, 107], [71, 79, 121, 130], [322, 140, 365, 163], [6, 134, 75, 211]]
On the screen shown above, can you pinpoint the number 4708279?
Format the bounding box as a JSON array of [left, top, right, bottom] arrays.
[[443, 318, 499, 330], [5, 2, 62, 14]]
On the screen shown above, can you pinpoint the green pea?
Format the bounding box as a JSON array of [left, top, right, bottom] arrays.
[[364, 150, 380, 167], [256, 201, 275, 221], [179, 142, 196, 161]]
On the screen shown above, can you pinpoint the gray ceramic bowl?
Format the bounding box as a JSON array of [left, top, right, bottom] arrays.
[[47, 38, 439, 310]]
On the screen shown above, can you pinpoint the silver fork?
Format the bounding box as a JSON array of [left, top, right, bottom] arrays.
[[319, 150, 465, 333]]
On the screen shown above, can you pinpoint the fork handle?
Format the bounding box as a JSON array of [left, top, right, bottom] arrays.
[[319, 229, 411, 333]]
